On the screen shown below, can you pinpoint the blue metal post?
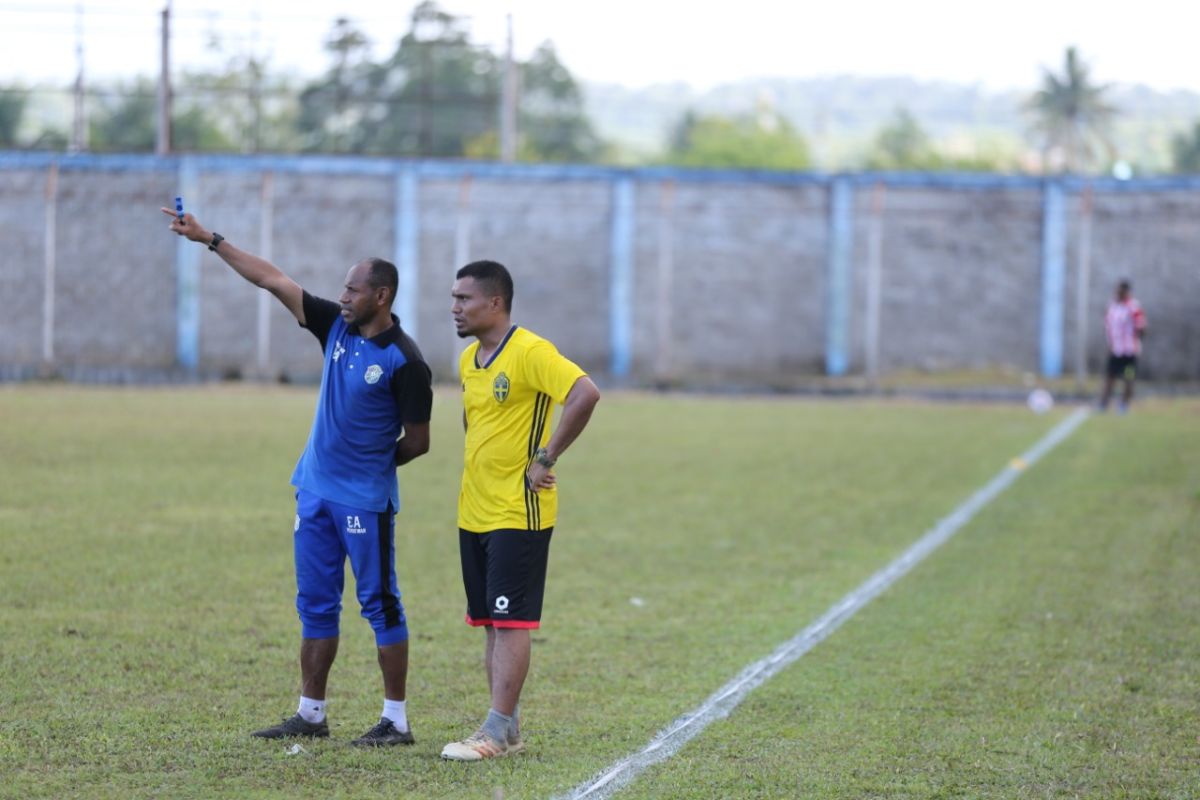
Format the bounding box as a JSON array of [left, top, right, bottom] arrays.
[[395, 166, 419, 340], [609, 177, 635, 378], [175, 157, 200, 372], [1039, 180, 1066, 378], [825, 177, 853, 376]]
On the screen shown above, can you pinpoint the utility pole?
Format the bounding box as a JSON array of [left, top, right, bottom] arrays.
[[248, 12, 263, 153], [69, 2, 87, 152], [499, 13, 518, 162], [156, 2, 172, 156]]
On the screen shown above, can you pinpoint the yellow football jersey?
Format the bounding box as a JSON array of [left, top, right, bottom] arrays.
[[458, 326, 587, 532]]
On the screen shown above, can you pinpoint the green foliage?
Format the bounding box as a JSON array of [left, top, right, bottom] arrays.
[[516, 42, 605, 162], [295, 16, 378, 153], [865, 108, 1021, 172], [1026, 46, 1118, 173], [297, 5, 602, 161], [88, 81, 155, 150], [178, 47, 302, 154], [665, 107, 810, 169], [867, 107, 939, 170], [1170, 119, 1200, 173], [88, 79, 234, 152], [28, 128, 69, 150], [0, 89, 26, 146], [372, 4, 500, 158], [3, 387, 1195, 798]]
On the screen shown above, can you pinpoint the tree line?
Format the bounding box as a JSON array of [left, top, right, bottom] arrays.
[[2, 3, 1199, 175]]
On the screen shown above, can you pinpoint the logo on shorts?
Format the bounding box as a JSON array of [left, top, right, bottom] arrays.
[[493, 372, 510, 403], [493, 595, 510, 614], [346, 515, 367, 535], [294, 515, 300, 532], [364, 364, 383, 384]]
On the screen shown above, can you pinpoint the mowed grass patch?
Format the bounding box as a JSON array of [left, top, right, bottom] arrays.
[[623, 400, 1200, 800], [0, 385, 1190, 798]]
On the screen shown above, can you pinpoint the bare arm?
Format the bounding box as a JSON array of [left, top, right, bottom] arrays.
[[526, 376, 601, 491], [161, 208, 305, 323], [395, 422, 430, 466]]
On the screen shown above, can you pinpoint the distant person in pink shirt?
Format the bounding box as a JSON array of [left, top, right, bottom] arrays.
[[1099, 279, 1147, 413]]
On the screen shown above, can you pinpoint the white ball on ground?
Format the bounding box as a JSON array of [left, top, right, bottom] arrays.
[[1027, 388, 1054, 414]]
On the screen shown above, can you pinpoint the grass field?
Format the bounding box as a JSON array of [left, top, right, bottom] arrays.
[[1, 385, 1197, 799]]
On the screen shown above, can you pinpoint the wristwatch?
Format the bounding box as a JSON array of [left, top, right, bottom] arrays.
[[208, 232, 225, 252], [533, 447, 556, 468]]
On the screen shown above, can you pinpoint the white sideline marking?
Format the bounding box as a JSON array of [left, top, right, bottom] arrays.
[[555, 407, 1090, 800]]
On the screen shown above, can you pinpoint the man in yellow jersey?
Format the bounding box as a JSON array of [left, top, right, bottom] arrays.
[[442, 260, 601, 761]]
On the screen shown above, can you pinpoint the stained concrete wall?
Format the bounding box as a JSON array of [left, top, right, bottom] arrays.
[[1, 155, 1197, 383]]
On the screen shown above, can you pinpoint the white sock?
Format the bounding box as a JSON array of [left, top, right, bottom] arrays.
[[297, 696, 326, 724], [382, 698, 408, 732]]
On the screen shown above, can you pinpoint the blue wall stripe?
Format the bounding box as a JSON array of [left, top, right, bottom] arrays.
[[825, 177, 854, 376], [1039, 181, 1067, 378], [609, 178, 635, 378], [6, 150, 1200, 192]]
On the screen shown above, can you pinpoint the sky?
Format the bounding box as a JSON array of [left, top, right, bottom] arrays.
[[1, 0, 1196, 93]]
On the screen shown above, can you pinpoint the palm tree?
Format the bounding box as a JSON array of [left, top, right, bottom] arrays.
[[1026, 47, 1117, 174]]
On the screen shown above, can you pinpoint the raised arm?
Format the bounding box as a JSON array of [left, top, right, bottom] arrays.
[[161, 207, 305, 324]]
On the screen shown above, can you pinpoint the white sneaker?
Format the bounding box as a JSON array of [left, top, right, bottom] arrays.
[[441, 729, 513, 761]]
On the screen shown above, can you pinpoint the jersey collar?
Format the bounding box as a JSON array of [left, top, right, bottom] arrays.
[[349, 314, 403, 348], [475, 325, 518, 369]]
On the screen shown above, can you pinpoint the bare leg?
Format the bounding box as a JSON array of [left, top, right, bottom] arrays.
[[1099, 375, 1115, 409], [489, 628, 530, 716], [377, 641, 408, 701], [1122, 378, 1135, 408], [484, 626, 497, 695], [300, 636, 339, 700]]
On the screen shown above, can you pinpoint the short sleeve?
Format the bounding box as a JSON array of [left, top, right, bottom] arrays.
[[391, 360, 433, 425], [524, 340, 587, 404], [301, 291, 341, 350]]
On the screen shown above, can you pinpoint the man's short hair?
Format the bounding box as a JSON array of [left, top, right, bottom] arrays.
[[457, 260, 514, 312], [1117, 278, 1132, 293], [364, 258, 399, 305]]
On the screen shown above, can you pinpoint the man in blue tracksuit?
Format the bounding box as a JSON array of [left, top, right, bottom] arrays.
[[163, 206, 432, 747]]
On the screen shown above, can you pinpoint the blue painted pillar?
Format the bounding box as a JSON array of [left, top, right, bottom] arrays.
[[175, 157, 200, 372], [825, 176, 854, 376], [395, 166, 420, 339], [1039, 180, 1066, 378], [609, 177, 635, 378]]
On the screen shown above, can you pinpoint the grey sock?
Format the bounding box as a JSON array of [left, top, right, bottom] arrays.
[[483, 709, 512, 743]]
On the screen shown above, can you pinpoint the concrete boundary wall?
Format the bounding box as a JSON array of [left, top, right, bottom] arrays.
[[1, 152, 1197, 383]]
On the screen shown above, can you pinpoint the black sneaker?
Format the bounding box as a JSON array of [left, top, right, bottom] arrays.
[[351, 717, 415, 747], [251, 713, 330, 739]]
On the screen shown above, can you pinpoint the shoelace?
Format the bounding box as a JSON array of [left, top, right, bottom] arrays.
[[463, 731, 504, 754], [365, 720, 395, 737]]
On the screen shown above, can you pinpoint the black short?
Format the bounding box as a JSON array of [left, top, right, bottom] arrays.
[[1107, 354, 1138, 380], [459, 527, 554, 629]]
